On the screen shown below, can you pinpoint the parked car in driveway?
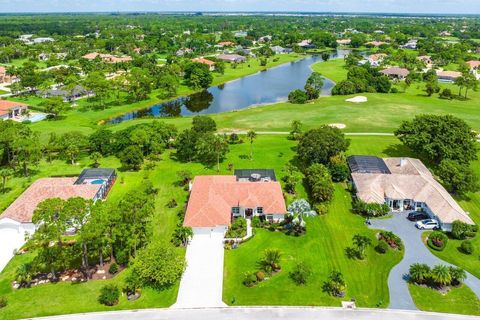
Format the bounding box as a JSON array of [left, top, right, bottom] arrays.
[[415, 219, 440, 230], [407, 211, 430, 221]]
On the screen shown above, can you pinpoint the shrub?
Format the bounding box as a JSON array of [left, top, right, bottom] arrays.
[[322, 270, 346, 297], [390, 87, 399, 93], [288, 89, 308, 104], [428, 231, 448, 251], [289, 261, 312, 285], [440, 88, 453, 100], [108, 263, 119, 275], [243, 272, 257, 287], [353, 200, 390, 217], [379, 231, 403, 250], [375, 241, 389, 254], [251, 216, 264, 228], [0, 296, 7, 308], [166, 198, 178, 208], [314, 203, 329, 215], [115, 250, 129, 266], [460, 240, 474, 255], [451, 220, 476, 240], [98, 284, 120, 306], [255, 271, 265, 282], [408, 263, 431, 284]]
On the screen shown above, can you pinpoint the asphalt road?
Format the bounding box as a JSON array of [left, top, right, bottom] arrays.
[[27, 307, 480, 320]]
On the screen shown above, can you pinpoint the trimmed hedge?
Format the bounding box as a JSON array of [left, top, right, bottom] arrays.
[[427, 231, 448, 251]]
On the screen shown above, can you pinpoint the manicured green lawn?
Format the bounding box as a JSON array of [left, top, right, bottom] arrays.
[[409, 283, 480, 315], [223, 184, 403, 307]]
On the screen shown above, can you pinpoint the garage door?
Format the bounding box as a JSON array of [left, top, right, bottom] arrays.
[[0, 227, 26, 272]]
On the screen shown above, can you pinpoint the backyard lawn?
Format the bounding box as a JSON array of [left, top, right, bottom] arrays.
[[223, 184, 403, 307], [409, 283, 480, 315]]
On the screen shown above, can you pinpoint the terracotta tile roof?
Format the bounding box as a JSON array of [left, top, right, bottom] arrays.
[[366, 41, 387, 47], [0, 178, 101, 223], [467, 61, 480, 69], [380, 67, 410, 77], [368, 53, 387, 62], [351, 157, 474, 225], [192, 57, 216, 66], [184, 176, 286, 228], [0, 100, 28, 117], [436, 70, 462, 79]]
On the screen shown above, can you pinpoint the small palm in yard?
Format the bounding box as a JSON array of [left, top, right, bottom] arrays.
[[259, 249, 282, 274], [431, 265, 452, 288], [247, 130, 257, 160], [449, 266, 467, 286], [90, 152, 102, 168], [322, 270, 347, 297], [0, 167, 13, 193], [409, 263, 431, 284], [352, 234, 372, 260]]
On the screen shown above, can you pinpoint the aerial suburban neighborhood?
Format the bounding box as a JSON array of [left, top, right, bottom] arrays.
[[1, 1, 480, 320]]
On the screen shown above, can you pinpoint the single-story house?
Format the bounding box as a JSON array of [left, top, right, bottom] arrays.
[[348, 155, 474, 231], [380, 67, 410, 80], [183, 174, 286, 235], [176, 48, 193, 56], [467, 61, 480, 80], [417, 55, 433, 66], [234, 169, 277, 182], [402, 39, 418, 49], [366, 41, 387, 47], [217, 41, 235, 48], [270, 46, 292, 54], [192, 57, 216, 71], [0, 66, 15, 84], [0, 169, 116, 272], [217, 54, 246, 63], [336, 39, 351, 46], [297, 39, 315, 49], [436, 70, 462, 82], [361, 53, 387, 67], [258, 35, 272, 43], [33, 37, 55, 44], [40, 85, 94, 102], [82, 53, 132, 63], [0, 100, 28, 120]]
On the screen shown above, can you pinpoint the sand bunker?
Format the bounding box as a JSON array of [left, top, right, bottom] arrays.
[[346, 96, 368, 103], [329, 123, 346, 129]]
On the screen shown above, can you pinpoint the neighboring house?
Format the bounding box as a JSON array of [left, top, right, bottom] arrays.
[[366, 41, 387, 47], [348, 156, 474, 231], [192, 57, 216, 71], [18, 34, 33, 42], [380, 67, 410, 80], [270, 45, 292, 54], [436, 70, 462, 82], [217, 41, 235, 48], [32, 37, 55, 44], [439, 31, 452, 37], [467, 61, 480, 80], [402, 39, 418, 49], [336, 39, 351, 46], [258, 35, 272, 43], [361, 53, 387, 67], [417, 55, 433, 68], [234, 169, 277, 182], [0, 66, 14, 83], [0, 100, 28, 120], [217, 54, 247, 63], [38, 53, 49, 61], [183, 174, 286, 235], [40, 85, 94, 102], [0, 170, 116, 272], [82, 52, 132, 63], [234, 31, 248, 38], [235, 46, 253, 56], [297, 39, 315, 49], [176, 48, 193, 56]]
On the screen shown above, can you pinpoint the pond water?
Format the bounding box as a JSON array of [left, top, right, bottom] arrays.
[[109, 49, 358, 124]]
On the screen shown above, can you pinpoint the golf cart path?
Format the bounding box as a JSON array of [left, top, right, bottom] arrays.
[[369, 212, 480, 310]]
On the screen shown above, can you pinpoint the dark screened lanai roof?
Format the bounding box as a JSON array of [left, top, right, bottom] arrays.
[[347, 155, 391, 174], [234, 169, 277, 181], [75, 168, 116, 184]]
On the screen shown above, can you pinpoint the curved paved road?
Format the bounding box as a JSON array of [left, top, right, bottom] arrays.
[[29, 307, 480, 320], [369, 212, 480, 310]]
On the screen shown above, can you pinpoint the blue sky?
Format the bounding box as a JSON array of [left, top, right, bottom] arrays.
[[2, 0, 480, 14]]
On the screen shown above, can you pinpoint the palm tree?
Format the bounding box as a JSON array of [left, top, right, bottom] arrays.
[[352, 234, 372, 259], [408, 263, 431, 284], [246, 130, 257, 160], [0, 167, 13, 193], [90, 152, 101, 168], [259, 249, 282, 273], [174, 226, 193, 247], [431, 265, 452, 287], [449, 266, 466, 286]]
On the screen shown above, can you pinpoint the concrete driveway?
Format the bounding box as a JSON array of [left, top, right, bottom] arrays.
[[369, 212, 480, 310], [173, 231, 227, 308]]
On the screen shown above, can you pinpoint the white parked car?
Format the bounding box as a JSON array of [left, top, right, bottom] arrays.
[[415, 219, 440, 230]]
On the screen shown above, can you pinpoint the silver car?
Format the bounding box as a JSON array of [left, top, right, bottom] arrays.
[[415, 219, 440, 230]]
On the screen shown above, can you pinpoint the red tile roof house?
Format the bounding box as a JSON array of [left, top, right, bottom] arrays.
[[0, 100, 29, 121], [467, 61, 480, 80], [183, 176, 286, 235], [192, 57, 216, 71], [0, 170, 115, 271]]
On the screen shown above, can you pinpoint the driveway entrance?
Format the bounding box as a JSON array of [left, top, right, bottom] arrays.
[[173, 229, 227, 308], [369, 212, 480, 310]]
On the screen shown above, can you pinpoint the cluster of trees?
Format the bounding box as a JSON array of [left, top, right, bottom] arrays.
[[17, 187, 155, 285], [295, 126, 350, 207], [332, 64, 392, 95], [175, 116, 229, 171], [395, 115, 478, 196], [288, 72, 324, 104], [409, 263, 466, 289]]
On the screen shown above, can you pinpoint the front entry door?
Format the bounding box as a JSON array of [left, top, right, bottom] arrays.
[[245, 208, 253, 218]]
